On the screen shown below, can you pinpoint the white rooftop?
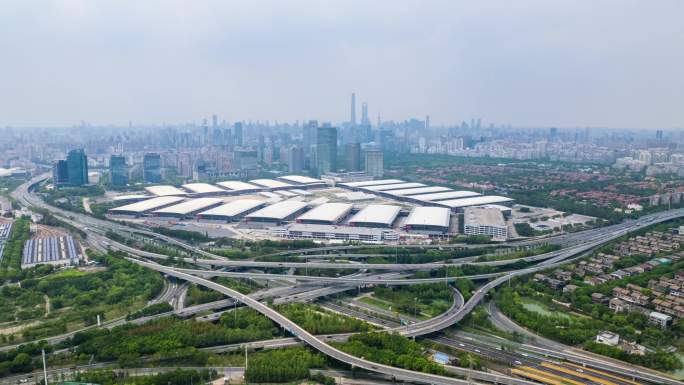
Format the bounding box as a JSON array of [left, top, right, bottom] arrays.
[[363, 182, 426, 192], [153, 198, 223, 215], [275, 190, 298, 197], [198, 199, 265, 218], [437, 195, 514, 208], [259, 191, 281, 199], [278, 175, 323, 185], [182, 183, 225, 194], [246, 201, 309, 221], [405, 207, 451, 228], [386, 186, 452, 196], [249, 179, 294, 189], [413, 190, 482, 202], [296, 203, 353, 223], [348, 204, 401, 226], [144, 185, 188, 197], [340, 179, 404, 188], [113, 194, 150, 202], [110, 196, 185, 213], [217, 181, 261, 191], [290, 189, 312, 196]]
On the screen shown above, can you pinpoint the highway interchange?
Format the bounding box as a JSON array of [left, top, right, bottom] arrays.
[[9, 175, 684, 385]]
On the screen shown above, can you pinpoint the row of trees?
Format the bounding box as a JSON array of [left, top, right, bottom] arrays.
[[75, 368, 217, 385], [335, 332, 447, 375], [244, 347, 326, 383]]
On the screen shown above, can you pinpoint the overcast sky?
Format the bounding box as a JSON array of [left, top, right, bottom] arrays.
[[1, 0, 683, 129]]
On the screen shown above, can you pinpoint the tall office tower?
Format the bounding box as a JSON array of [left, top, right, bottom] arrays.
[[364, 148, 384, 178], [303, 120, 318, 150], [425, 115, 430, 130], [234, 122, 243, 146], [52, 159, 69, 187], [316, 126, 338, 175], [345, 142, 361, 171], [361, 102, 369, 125], [212, 114, 218, 129], [549, 127, 559, 141], [350, 93, 356, 126], [287, 145, 305, 173], [109, 155, 128, 187], [143, 153, 162, 183], [66, 149, 88, 186], [656, 130, 664, 141]]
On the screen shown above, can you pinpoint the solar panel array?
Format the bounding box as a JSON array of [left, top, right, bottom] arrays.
[[0, 223, 12, 261], [21, 235, 81, 268]]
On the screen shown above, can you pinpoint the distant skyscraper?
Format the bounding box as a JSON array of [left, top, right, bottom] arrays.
[[345, 142, 361, 171], [549, 127, 559, 141], [66, 149, 88, 186], [234, 122, 243, 147], [287, 145, 305, 173], [656, 130, 664, 141], [109, 155, 128, 187], [425, 115, 430, 130], [233, 149, 258, 177], [52, 159, 69, 187], [364, 148, 384, 178], [350, 93, 356, 126], [361, 102, 369, 125], [143, 153, 162, 183], [316, 126, 338, 175], [212, 114, 218, 129], [303, 120, 318, 150]]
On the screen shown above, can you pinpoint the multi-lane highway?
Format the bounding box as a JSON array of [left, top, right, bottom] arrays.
[[11, 175, 684, 385]]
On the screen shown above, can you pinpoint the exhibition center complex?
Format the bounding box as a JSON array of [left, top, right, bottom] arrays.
[[107, 175, 514, 241]]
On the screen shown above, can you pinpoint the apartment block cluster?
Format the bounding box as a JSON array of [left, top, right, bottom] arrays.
[[613, 230, 683, 256]]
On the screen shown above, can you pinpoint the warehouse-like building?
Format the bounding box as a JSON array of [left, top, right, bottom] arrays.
[[21, 235, 81, 269], [245, 201, 309, 224], [182, 183, 226, 196], [347, 204, 401, 228], [435, 196, 514, 212], [217, 180, 262, 193], [144, 185, 188, 197], [109, 196, 185, 216], [197, 199, 266, 222], [153, 198, 224, 219], [296, 202, 353, 225], [403, 207, 451, 234]]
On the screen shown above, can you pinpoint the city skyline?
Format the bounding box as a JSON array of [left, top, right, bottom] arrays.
[[1, 0, 683, 129]]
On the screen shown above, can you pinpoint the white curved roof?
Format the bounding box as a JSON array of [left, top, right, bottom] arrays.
[[217, 181, 261, 191], [153, 198, 223, 215], [110, 196, 185, 213], [144, 185, 188, 197], [182, 183, 225, 194], [198, 199, 265, 217], [348, 204, 401, 226], [296, 203, 353, 223], [246, 201, 308, 220], [405, 207, 450, 228]]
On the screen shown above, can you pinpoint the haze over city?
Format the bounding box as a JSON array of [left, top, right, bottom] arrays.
[[1, 0, 683, 128], [4, 2, 684, 385]]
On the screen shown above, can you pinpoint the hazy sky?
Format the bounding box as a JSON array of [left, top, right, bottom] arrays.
[[1, 0, 683, 128]]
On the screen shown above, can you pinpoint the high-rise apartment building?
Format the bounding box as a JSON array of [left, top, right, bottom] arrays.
[[143, 153, 162, 183], [66, 149, 88, 186], [316, 126, 338, 175], [109, 155, 128, 187], [364, 148, 383, 178], [234, 122, 243, 147], [287, 145, 305, 173], [345, 142, 361, 171]]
